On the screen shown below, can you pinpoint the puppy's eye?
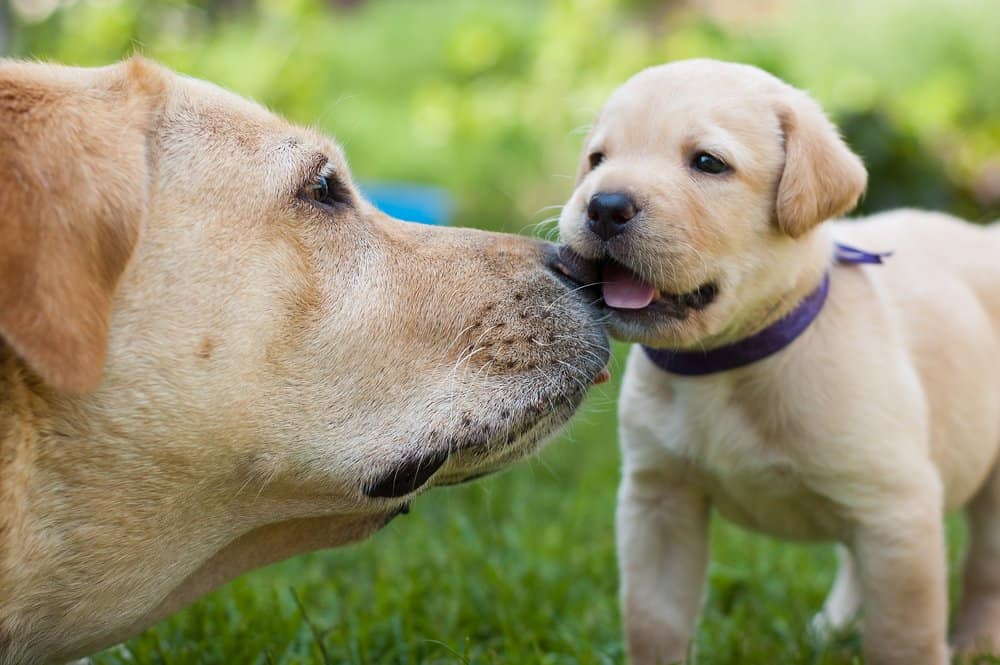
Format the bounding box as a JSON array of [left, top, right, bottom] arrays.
[[692, 152, 729, 175], [302, 168, 351, 209], [588, 152, 605, 170]]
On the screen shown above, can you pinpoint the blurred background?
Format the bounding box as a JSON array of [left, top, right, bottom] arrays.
[[5, 0, 999, 231], [4, 1, 999, 663]]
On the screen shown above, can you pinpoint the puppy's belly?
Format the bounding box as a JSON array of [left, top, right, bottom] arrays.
[[702, 470, 849, 541]]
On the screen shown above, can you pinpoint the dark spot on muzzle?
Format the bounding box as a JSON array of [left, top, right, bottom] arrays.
[[364, 449, 449, 498]]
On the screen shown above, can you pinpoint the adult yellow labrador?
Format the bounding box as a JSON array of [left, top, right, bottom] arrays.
[[0, 57, 609, 664]]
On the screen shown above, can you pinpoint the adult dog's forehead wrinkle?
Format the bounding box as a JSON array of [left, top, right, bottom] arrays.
[[266, 138, 353, 195], [0, 79, 53, 118], [158, 85, 348, 203]]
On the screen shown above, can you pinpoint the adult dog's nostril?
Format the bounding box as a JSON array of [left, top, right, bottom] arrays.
[[587, 192, 638, 241]]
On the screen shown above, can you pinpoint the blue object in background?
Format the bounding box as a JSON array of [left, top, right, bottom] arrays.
[[360, 182, 453, 226]]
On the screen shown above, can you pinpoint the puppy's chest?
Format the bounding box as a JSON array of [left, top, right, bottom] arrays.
[[644, 384, 846, 540]]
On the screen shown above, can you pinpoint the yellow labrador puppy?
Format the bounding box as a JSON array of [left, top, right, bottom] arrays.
[[560, 59, 1000, 665], [0, 58, 610, 664]]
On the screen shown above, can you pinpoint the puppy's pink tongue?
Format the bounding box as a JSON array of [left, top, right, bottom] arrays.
[[602, 263, 656, 309]]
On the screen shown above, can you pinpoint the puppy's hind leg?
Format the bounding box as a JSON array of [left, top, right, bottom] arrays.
[[955, 463, 1000, 656], [811, 544, 862, 641]]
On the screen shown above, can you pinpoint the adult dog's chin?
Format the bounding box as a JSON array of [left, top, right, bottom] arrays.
[[434, 404, 578, 487], [364, 344, 608, 499]]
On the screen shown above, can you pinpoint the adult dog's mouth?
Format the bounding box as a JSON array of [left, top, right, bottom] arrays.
[[361, 251, 614, 501]]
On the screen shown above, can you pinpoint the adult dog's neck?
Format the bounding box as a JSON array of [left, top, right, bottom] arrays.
[[0, 355, 400, 663], [0, 347, 52, 664]]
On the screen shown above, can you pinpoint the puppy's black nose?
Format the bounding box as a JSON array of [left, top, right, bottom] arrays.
[[587, 192, 637, 240]]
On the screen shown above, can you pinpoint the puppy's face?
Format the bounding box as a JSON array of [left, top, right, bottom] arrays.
[[559, 59, 866, 348]]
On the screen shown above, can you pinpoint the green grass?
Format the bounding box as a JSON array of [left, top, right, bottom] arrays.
[[91, 343, 986, 665]]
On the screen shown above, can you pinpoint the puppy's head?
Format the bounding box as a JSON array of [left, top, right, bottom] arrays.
[[559, 59, 866, 348]]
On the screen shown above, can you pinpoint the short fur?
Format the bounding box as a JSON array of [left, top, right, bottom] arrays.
[[559, 59, 1000, 664], [0, 58, 609, 663]]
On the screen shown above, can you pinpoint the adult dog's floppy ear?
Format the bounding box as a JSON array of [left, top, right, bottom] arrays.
[[774, 90, 867, 238], [0, 58, 163, 393]]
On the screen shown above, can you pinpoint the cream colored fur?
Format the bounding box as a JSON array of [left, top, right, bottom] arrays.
[[0, 58, 609, 664], [559, 59, 1000, 664]]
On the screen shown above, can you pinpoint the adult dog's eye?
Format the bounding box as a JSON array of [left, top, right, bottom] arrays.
[[302, 168, 351, 208], [308, 174, 331, 201], [588, 152, 605, 170], [692, 152, 729, 175]]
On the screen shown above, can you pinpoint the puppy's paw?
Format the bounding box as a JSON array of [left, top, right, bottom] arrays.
[[954, 631, 1000, 660], [955, 598, 1000, 658]]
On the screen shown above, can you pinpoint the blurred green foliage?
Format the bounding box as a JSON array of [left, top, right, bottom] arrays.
[[6, 0, 1000, 234]]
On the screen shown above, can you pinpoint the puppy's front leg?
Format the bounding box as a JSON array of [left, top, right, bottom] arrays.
[[618, 469, 709, 665], [853, 485, 949, 665]]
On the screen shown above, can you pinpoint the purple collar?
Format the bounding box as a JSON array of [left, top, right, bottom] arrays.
[[641, 242, 891, 376]]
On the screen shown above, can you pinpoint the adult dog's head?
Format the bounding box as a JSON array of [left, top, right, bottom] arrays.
[[559, 59, 866, 349], [0, 58, 608, 663]]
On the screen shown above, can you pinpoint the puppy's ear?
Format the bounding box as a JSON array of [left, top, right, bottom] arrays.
[[774, 91, 867, 237], [0, 57, 163, 393]]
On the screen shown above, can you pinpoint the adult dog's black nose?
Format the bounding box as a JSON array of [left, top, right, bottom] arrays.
[[587, 192, 638, 240]]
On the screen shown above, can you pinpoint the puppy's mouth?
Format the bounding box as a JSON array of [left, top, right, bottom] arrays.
[[600, 260, 717, 318], [552, 246, 717, 323]]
